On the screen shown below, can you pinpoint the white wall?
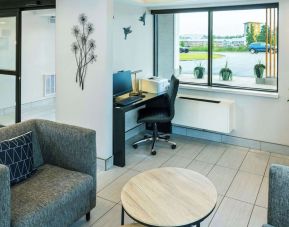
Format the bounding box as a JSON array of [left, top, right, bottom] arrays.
[[56, 0, 113, 160], [175, 0, 289, 147], [113, 2, 153, 77], [21, 10, 56, 104], [113, 1, 153, 131]]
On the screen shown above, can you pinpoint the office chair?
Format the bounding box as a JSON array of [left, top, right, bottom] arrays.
[[132, 75, 179, 155]]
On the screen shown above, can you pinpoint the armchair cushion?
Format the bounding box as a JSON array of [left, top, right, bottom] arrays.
[[11, 164, 93, 227], [0, 131, 35, 185]]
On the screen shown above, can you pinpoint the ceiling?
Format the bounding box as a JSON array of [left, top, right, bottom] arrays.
[[116, 0, 276, 8]]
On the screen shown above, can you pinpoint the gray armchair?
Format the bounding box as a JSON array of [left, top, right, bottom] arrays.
[[0, 119, 96, 227], [263, 164, 289, 227]]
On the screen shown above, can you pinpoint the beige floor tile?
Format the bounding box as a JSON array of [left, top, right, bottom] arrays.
[[256, 177, 269, 208], [250, 149, 270, 156], [217, 146, 248, 169], [186, 160, 214, 176], [210, 197, 253, 227], [201, 195, 224, 227], [240, 151, 270, 176], [92, 204, 135, 227], [125, 150, 148, 169], [248, 206, 267, 227], [265, 156, 289, 176], [132, 152, 173, 172], [227, 171, 263, 204], [161, 154, 193, 168], [176, 141, 206, 159], [72, 197, 116, 226], [97, 170, 140, 203], [195, 143, 227, 164], [207, 166, 237, 195], [97, 167, 128, 192], [270, 152, 289, 159]]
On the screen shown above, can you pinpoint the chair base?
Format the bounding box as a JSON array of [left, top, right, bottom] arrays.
[[132, 123, 176, 155]]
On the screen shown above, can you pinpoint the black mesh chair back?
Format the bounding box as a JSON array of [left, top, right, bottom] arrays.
[[167, 75, 179, 120]]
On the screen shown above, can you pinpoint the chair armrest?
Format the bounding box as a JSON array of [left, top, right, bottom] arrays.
[[35, 120, 97, 208], [268, 164, 289, 227], [0, 164, 11, 227]]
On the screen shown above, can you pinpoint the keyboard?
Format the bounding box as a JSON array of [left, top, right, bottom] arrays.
[[116, 96, 143, 106]]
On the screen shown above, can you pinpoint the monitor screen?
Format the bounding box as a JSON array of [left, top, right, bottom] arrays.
[[113, 71, 132, 97]]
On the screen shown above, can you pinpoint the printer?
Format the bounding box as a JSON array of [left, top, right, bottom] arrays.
[[140, 77, 169, 94]]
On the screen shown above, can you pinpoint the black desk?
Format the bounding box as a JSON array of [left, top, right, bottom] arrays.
[[113, 93, 165, 167]]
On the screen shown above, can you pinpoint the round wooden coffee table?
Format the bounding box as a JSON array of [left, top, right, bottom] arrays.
[[121, 167, 217, 227]]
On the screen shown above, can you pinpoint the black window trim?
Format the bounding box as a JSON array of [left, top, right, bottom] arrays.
[[152, 2, 279, 93]]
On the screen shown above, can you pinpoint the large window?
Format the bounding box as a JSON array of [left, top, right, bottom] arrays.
[[153, 3, 279, 92]]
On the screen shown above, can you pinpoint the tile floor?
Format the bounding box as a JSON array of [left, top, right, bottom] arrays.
[[72, 134, 289, 227]]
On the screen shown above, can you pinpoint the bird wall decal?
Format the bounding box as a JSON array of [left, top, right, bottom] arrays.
[[139, 12, 146, 26], [123, 26, 132, 40]]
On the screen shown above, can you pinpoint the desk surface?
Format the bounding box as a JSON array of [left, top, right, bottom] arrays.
[[121, 168, 217, 227], [114, 93, 165, 112]]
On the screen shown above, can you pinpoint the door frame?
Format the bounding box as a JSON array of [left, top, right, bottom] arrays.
[[0, 10, 21, 123], [0, 4, 55, 124]]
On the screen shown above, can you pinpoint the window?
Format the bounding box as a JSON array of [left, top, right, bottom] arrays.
[[153, 3, 279, 92], [177, 12, 208, 85]]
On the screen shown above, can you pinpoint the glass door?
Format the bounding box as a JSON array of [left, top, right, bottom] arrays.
[[0, 11, 20, 126]]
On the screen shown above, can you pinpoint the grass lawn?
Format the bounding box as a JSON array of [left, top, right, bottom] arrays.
[[180, 53, 224, 61]]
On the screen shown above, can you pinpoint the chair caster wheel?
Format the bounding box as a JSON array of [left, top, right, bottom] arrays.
[[144, 135, 149, 139], [171, 144, 176, 150], [133, 144, 138, 149], [151, 150, 157, 155]]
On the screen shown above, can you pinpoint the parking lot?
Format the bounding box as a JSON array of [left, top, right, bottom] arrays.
[[179, 51, 277, 90], [180, 52, 276, 77]]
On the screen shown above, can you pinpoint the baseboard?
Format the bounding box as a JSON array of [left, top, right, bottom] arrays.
[[173, 125, 289, 156], [97, 156, 113, 171], [125, 124, 145, 141]]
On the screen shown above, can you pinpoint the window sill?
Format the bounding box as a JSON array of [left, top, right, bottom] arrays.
[[179, 84, 279, 99]]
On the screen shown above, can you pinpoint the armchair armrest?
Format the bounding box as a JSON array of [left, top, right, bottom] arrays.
[[268, 164, 289, 227], [35, 120, 96, 208], [0, 164, 11, 227]]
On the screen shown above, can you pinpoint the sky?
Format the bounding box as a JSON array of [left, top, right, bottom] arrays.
[[179, 9, 269, 36]]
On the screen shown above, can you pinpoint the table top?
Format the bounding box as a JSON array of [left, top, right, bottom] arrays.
[[121, 167, 217, 227], [114, 92, 165, 112]]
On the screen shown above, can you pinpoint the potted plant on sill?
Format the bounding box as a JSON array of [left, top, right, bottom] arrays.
[[194, 63, 205, 79], [254, 60, 266, 84], [219, 61, 233, 81]]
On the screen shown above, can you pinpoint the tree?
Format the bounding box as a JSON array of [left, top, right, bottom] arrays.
[[246, 24, 256, 46], [180, 41, 185, 47], [257, 25, 268, 42]]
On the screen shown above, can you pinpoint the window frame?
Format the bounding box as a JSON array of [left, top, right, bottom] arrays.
[[152, 3, 279, 93]]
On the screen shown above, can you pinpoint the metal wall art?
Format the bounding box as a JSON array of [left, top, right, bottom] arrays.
[[71, 14, 97, 90]]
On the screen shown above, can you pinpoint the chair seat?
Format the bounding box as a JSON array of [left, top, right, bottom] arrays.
[[11, 164, 93, 227], [137, 108, 170, 124]]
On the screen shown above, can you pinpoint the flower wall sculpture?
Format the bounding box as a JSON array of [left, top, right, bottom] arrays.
[[71, 14, 97, 90]]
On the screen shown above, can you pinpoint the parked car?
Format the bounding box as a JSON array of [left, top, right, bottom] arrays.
[[180, 47, 189, 53], [249, 42, 272, 53]]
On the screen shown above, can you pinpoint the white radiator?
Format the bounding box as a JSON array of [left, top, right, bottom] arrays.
[[172, 95, 235, 133]]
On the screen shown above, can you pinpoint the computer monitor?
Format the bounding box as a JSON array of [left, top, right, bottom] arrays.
[[113, 71, 132, 97]]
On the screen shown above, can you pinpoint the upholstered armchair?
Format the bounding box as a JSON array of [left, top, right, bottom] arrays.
[[0, 120, 96, 227]]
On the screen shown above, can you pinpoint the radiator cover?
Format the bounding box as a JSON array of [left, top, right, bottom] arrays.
[[172, 95, 235, 133]]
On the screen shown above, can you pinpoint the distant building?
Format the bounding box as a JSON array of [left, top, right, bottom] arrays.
[[179, 34, 246, 47]]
